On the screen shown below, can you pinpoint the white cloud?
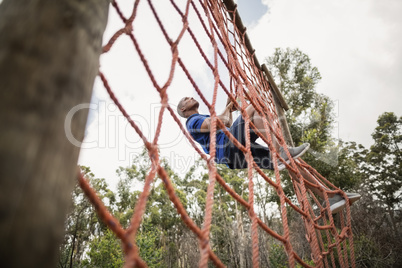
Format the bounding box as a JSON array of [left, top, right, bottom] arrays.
[[78, 1, 222, 186], [250, 0, 402, 146]]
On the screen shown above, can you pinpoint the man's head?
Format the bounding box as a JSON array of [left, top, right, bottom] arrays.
[[177, 97, 199, 118]]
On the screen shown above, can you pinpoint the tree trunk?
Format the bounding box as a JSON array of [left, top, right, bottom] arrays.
[[387, 207, 399, 236], [0, 0, 109, 267], [235, 191, 246, 268]]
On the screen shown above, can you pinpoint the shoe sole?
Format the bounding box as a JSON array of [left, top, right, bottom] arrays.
[[330, 193, 361, 214], [330, 199, 346, 214], [277, 143, 310, 171], [346, 193, 361, 204]]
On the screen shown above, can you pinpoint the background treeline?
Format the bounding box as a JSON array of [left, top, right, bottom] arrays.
[[58, 48, 401, 267]]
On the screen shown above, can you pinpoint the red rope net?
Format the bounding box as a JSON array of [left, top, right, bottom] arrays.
[[79, 0, 356, 267]]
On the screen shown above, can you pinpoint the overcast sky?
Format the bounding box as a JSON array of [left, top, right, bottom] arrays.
[[78, 0, 402, 186], [244, 0, 402, 147]]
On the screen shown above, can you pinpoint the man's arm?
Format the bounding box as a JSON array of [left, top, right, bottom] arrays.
[[199, 99, 234, 132]]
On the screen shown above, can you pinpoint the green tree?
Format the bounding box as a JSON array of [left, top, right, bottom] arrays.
[[59, 159, 167, 267], [265, 47, 335, 152], [135, 222, 164, 268], [83, 222, 164, 268], [113, 150, 187, 267], [310, 141, 366, 191], [265, 48, 368, 265], [83, 229, 125, 268], [366, 112, 402, 234], [58, 166, 115, 268], [350, 112, 402, 267], [265, 48, 363, 194]]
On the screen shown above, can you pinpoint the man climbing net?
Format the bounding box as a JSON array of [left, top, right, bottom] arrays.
[[73, 0, 364, 266], [178, 96, 361, 214]]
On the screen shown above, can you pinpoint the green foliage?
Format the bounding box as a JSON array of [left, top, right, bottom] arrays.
[[83, 229, 124, 268], [58, 162, 169, 267], [265, 48, 402, 267], [265, 48, 360, 197], [265, 48, 369, 198], [268, 243, 288, 268], [115, 152, 187, 267], [303, 141, 366, 191], [365, 112, 402, 211], [136, 230, 164, 267], [266, 48, 321, 118], [353, 234, 396, 267], [58, 166, 115, 268], [266, 47, 334, 151], [348, 112, 402, 267], [83, 226, 164, 268]]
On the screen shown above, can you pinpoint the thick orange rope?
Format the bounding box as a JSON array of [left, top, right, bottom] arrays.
[[79, 0, 356, 267]]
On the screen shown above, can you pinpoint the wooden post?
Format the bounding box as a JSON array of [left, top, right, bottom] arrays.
[[261, 64, 289, 111], [272, 92, 295, 147], [222, 0, 261, 70], [222, 0, 293, 146], [0, 0, 109, 267]]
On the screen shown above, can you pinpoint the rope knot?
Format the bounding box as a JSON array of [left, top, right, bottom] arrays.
[[145, 142, 159, 162], [124, 24, 133, 34]]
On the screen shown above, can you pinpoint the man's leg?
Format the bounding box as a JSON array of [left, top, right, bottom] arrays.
[[243, 105, 360, 213], [245, 105, 280, 150], [288, 166, 334, 199], [245, 105, 309, 168]]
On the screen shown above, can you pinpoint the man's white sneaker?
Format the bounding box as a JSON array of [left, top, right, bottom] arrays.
[[323, 192, 361, 214], [277, 143, 310, 171]]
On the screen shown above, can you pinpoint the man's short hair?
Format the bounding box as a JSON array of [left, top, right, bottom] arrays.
[[177, 98, 185, 117]]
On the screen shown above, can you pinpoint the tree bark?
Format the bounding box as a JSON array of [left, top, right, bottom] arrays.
[[235, 190, 246, 268], [0, 0, 109, 267]]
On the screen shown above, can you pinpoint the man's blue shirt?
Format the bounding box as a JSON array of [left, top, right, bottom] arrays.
[[186, 114, 229, 164]]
